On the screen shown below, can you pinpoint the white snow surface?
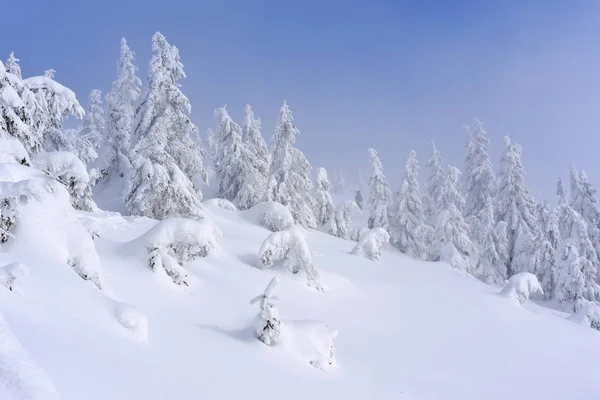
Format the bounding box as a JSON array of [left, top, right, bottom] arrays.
[[1, 197, 600, 399]]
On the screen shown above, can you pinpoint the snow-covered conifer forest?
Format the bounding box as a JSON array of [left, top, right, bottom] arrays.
[[1, 31, 600, 400]]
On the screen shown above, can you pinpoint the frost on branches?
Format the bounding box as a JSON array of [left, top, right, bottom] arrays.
[[34, 151, 97, 212], [367, 148, 391, 230], [314, 167, 334, 226], [250, 277, 282, 346], [265, 101, 316, 228], [124, 32, 204, 219], [258, 226, 323, 291], [105, 38, 142, 179], [351, 227, 390, 262], [499, 272, 543, 305], [0, 262, 28, 292], [432, 166, 475, 272], [389, 150, 428, 260], [496, 137, 540, 277], [328, 200, 359, 240], [129, 217, 222, 287]]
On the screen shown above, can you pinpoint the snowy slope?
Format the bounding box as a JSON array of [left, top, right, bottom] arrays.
[[1, 200, 600, 399]]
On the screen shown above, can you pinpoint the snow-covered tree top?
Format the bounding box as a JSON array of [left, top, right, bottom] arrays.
[[23, 75, 84, 119], [5, 52, 21, 80]]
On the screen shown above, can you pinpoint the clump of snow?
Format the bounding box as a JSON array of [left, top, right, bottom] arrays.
[[0, 312, 60, 400], [23, 76, 84, 119], [34, 151, 97, 212], [258, 226, 323, 291], [250, 277, 282, 346], [0, 135, 29, 166], [114, 302, 149, 343], [204, 198, 237, 211], [350, 226, 370, 242], [244, 201, 294, 232], [281, 320, 338, 371], [128, 217, 222, 286], [499, 272, 544, 305], [568, 300, 600, 331], [351, 227, 390, 261], [0, 262, 28, 292]]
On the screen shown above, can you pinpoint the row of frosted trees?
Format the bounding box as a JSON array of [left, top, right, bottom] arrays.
[[366, 120, 600, 312]]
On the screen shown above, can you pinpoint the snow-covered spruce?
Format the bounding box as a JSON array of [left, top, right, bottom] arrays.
[[568, 300, 600, 331], [114, 302, 149, 343], [367, 148, 391, 230], [264, 101, 317, 228], [239, 104, 269, 209], [389, 150, 428, 260], [124, 32, 206, 219], [476, 200, 509, 284], [351, 227, 390, 262], [0, 262, 28, 291], [258, 226, 323, 291], [250, 277, 282, 346], [34, 151, 97, 212], [328, 200, 359, 240], [77, 89, 105, 171], [499, 272, 543, 305], [313, 167, 334, 227], [423, 140, 445, 226], [128, 217, 222, 286]]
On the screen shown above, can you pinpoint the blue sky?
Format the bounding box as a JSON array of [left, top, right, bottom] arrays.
[[3, 0, 600, 199]]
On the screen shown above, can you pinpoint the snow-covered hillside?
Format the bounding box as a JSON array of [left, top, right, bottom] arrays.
[[1, 191, 600, 399]]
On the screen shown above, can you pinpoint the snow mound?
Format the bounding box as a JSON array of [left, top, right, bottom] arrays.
[[204, 198, 237, 211], [244, 201, 294, 232], [568, 301, 600, 331], [0, 136, 29, 166], [499, 272, 543, 305], [281, 320, 338, 371], [114, 302, 149, 343], [351, 227, 390, 261], [250, 277, 281, 346], [0, 312, 60, 400], [0, 163, 106, 291], [127, 217, 222, 286], [0, 262, 28, 292], [258, 226, 323, 291]]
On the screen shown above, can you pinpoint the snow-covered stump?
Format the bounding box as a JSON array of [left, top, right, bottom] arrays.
[[258, 227, 324, 291], [0, 262, 28, 292], [282, 321, 339, 371], [499, 272, 543, 305], [129, 217, 222, 287], [115, 302, 149, 343], [250, 277, 282, 346], [351, 227, 390, 261], [568, 301, 600, 331]]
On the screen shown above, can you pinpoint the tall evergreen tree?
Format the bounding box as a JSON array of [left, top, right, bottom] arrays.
[[214, 106, 245, 204], [78, 89, 105, 168], [106, 38, 141, 178], [557, 177, 567, 205], [389, 151, 428, 259], [367, 148, 391, 230], [0, 60, 32, 162], [314, 167, 334, 226], [238, 104, 269, 209], [496, 136, 539, 276], [265, 101, 316, 227], [124, 32, 203, 219], [5, 52, 21, 79], [423, 141, 445, 226], [476, 199, 509, 284]]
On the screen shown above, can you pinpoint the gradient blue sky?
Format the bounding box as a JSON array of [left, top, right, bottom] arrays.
[[3, 0, 600, 199]]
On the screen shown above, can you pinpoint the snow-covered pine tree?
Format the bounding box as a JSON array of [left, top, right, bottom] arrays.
[[537, 200, 560, 294], [557, 177, 567, 205], [328, 200, 359, 240], [314, 167, 334, 226], [5, 53, 21, 80], [206, 128, 217, 161], [423, 140, 445, 226], [496, 136, 540, 277], [432, 166, 475, 271], [0, 60, 32, 163], [242, 104, 269, 193], [476, 200, 509, 284], [265, 101, 316, 227], [367, 148, 391, 230], [389, 150, 428, 259], [214, 106, 245, 202], [462, 119, 496, 245], [78, 89, 105, 170], [570, 169, 600, 270], [124, 32, 203, 219], [105, 38, 142, 179]]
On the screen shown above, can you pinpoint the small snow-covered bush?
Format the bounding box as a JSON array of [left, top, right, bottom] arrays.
[[0, 262, 28, 291], [351, 227, 390, 261], [129, 217, 222, 286], [250, 277, 282, 346], [34, 151, 97, 212], [260, 201, 294, 232], [282, 320, 339, 370], [258, 226, 323, 291], [115, 302, 149, 343], [499, 272, 544, 305], [568, 300, 600, 331], [204, 198, 237, 211], [328, 200, 359, 240]]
